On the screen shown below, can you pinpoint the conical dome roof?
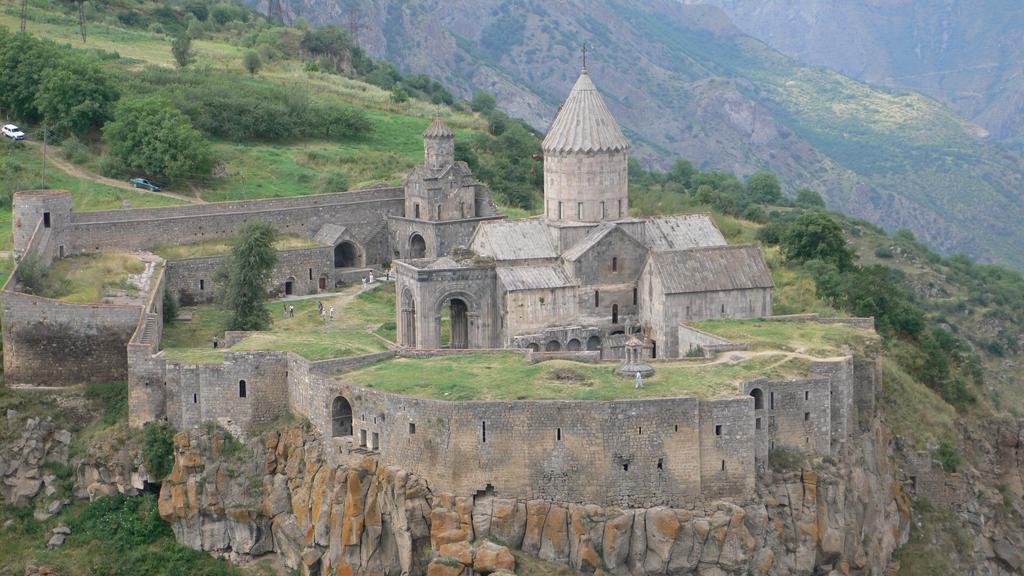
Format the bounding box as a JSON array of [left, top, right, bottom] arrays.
[[423, 116, 454, 139], [542, 70, 629, 154]]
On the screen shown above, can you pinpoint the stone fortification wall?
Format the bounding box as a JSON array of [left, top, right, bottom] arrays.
[[2, 218, 152, 386], [2, 290, 143, 385], [811, 356, 855, 456], [677, 323, 736, 356], [742, 376, 833, 466], [388, 215, 502, 260], [11, 190, 72, 258], [165, 246, 334, 305], [65, 188, 403, 258]]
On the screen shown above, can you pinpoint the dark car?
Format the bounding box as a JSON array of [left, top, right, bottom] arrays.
[[128, 178, 162, 191]]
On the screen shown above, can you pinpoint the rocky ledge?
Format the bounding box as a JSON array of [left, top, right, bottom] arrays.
[[158, 422, 908, 575]]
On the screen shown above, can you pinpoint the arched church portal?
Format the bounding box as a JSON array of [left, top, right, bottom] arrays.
[[449, 298, 469, 349], [335, 242, 358, 268]]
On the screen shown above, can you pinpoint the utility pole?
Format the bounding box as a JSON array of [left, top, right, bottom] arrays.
[[41, 122, 47, 190], [78, 0, 87, 43], [20, 0, 28, 32]]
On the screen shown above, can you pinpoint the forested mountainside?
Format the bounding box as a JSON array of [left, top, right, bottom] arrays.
[[256, 0, 1024, 271], [691, 0, 1024, 142]]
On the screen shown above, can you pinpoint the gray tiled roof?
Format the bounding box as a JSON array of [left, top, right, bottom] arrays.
[[542, 71, 630, 154], [497, 265, 576, 291], [644, 214, 726, 251], [423, 116, 454, 138], [471, 219, 558, 261], [651, 245, 774, 294]]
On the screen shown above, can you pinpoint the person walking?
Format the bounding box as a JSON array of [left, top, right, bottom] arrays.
[[635, 371, 644, 389], [329, 305, 335, 320], [289, 305, 295, 318]]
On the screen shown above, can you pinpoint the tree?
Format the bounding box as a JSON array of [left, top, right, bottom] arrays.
[[389, 85, 409, 104], [222, 220, 277, 331], [746, 172, 783, 204], [243, 50, 261, 75], [470, 91, 497, 113], [795, 187, 825, 208], [781, 211, 854, 270], [35, 53, 118, 135], [102, 95, 213, 180], [171, 34, 195, 68]]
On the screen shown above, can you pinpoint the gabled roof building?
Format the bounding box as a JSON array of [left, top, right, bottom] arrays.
[[395, 66, 773, 358]]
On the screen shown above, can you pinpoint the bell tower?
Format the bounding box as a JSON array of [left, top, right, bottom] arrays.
[[423, 116, 455, 171]]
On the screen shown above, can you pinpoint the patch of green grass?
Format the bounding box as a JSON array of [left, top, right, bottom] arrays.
[[880, 358, 959, 450], [83, 382, 128, 426], [161, 285, 397, 361], [690, 318, 872, 357], [343, 352, 809, 401], [151, 234, 319, 260], [42, 251, 146, 303]]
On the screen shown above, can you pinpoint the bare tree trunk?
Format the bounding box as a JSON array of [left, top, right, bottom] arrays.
[[78, 0, 87, 43]]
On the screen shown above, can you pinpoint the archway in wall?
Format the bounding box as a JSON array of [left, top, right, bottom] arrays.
[[586, 336, 601, 351], [401, 290, 417, 347], [334, 242, 358, 268], [284, 277, 295, 296], [332, 397, 353, 437], [527, 343, 540, 352], [566, 338, 581, 351], [449, 298, 468, 349], [409, 233, 426, 258], [750, 388, 764, 410], [546, 340, 561, 352]]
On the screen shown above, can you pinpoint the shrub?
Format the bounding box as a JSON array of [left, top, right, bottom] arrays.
[[684, 344, 705, 358], [316, 171, 348, 193], [171, 34, 195, 68], [16, 254, 49, 294], [61, 134, 91, 164], [84, 381, 128, 426], [163, 290, 180, 324], [242, 50, 261, 75], [768, 446, 806, 472], [142, 423, 175, 481], [874, 243, 894, 258], [72, 493, 169, 550], [935, 440, 962, 473]]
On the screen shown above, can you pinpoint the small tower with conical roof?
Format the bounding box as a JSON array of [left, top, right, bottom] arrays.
[[542, 66, 630, 223], [423, 116, 455, 171]]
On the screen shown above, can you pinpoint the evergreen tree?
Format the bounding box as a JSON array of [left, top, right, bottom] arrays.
[[222, 220, 277, 331], [243, 50, 261, 75], [171, 34, 195, 68]]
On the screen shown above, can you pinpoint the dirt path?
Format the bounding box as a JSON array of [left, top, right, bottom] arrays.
[[25, 141, 203, 204]]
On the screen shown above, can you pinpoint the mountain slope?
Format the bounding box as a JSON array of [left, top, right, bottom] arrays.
[[261, 0, 1024, 270], [691, 0, 1024, 141]]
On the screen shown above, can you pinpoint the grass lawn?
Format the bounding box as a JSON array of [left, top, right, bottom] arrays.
[[690, 318, 873, 357], [161, 284, 396, 362], [42, 251, 146, 303], [151, 234, 319, 260], [343, 352, 809, 401]]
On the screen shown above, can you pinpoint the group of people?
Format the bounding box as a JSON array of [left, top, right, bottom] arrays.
[[317, 300, 335, 322]]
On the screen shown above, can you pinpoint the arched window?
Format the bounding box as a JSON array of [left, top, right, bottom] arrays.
[[238, 380, 247, 398], [594, 290, 600, 308], [332, 397, 353, 437], [750, 388, 764, 410], [612, 304, 619, 324], [612, 257, 618, 272]]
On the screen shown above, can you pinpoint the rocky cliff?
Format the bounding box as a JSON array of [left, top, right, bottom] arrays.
[[157, 420, 909, 575]]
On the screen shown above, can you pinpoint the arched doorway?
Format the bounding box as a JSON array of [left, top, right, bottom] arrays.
[[401, 289, 417, 347], [586, 336, 601, 351], [449, 298, 468, 349], [527, 343, 540, 352], [334, 242, 358, 268], [750, 388, 764, 410], [284, 277, 295, 296], [332, 397, 353, 437], [567, 338, 581, 351], [612, 304, 619, 324], [545, 340, 561, 352], [409, 233, 426, 258]]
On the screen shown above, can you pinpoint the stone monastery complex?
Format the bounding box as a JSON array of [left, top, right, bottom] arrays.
[[1, 66, 882, 508]]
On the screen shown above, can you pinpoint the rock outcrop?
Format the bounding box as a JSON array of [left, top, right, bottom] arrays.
[[160, 421, 908, 575]]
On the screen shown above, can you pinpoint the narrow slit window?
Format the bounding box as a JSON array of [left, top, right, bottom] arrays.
[[594, 290, 600, 307], [633, 287, 637, 305], [577, 202, 583, 219], [193, 393, 197, 404], [43, 212, 51, 228], [674, 424, 678, 432], [804, 390, 809, 401], [238, 380, 247, 398], [657, 458, 663, 470], [199, 279, 205, 291], [612, 257, 618, 272], [756, 417, 762, 430], [721, 460, 726, 471], [481, 421, 486, 443], [556, 428, 562, 441], [638, 426, 642, 435], [309, 268, 313, 280], [804, 412, 810, 421], [715, 424, 722, 436], [409, 423, 416, 434]]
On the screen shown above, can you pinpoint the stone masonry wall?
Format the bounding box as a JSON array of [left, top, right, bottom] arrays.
[[165, 246, 334, 305]]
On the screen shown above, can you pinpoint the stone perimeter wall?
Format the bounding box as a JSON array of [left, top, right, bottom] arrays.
[[129, 339, 876, 508]]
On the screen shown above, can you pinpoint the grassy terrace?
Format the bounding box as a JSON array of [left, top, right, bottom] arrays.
[[690, 318, 875, 357], [151, 235, 320, 260], [341, 353, 810, 401], [160, 284, 395, 363], [42, 251, 146, 303]]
